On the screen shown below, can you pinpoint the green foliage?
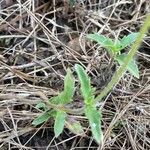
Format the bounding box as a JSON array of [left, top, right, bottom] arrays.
[[60, 68, 75, 104], [116, 54, 139, 78], [120, 33, 139, 49], [54, 111, 67, 137], [87, 33, 114, 49], [32, 110, 55, 125], [32, 64, 103, 143], [87, 33, 114, 55], [50, 68, 75, 105], [32, 69, 75, 137], [35, 102, 47, 110], [75, 64, 103, 144], [69, 0, 75, 7], [75, 64, 95, 105], [85, 106, 102, 144], [32, 13, 150, 145], [87, 32, 140, 78], [49, 96, 60, 105]]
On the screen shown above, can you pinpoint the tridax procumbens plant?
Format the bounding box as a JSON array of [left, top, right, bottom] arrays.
[[87, 32, 140, 78], [32, 13, 150, 145], [33, 65, 103, 143]]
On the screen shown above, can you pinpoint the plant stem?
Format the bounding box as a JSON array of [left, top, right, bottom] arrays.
[[95, 13, 150, 103], [35, 91, 84, 115]]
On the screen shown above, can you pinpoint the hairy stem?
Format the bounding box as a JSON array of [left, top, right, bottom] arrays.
[[36, 91, 84, 115]]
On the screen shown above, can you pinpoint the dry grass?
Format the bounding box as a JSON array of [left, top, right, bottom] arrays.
[[0, 0, 150, 149]]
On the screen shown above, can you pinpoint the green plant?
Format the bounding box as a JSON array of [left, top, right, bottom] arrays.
[[32, 66, 103, 143], [33, 68, 76, 137], [69, 0, 75, 7], [75, 64, 103, 143], [32, 13, 150, 145], [94, 13, 150, 103], [87, 32, 140, 78]]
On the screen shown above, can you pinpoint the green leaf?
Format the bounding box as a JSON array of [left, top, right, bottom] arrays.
[[113, 40, 122, 53], [116, 54, 139, 78], [87, 33, 113, 48], [61, 68, 75, 104], [66, 118, 84, 135], [69, 0, 75, 7], [49, 69, 75, 105], [87, 33, 114, 55], [85, 106, 103, 144], [75, 64, 94, 104], [32, 110, 53, 125], [49, 96, 60, 105], [120, 33, 139, 49], [54, 111, 67, 137], [35, 102, 47, 110]]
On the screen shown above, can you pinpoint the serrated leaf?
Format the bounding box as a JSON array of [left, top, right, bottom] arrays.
[[120, 32, 139, 49], [49, 95, 61, 105], [116, 54, 139, 78], [54, 111, 67, 138], [85, 106, 103, 144], [66, 118, 84, 135], [35, 102, 46, 110], [32, 110, 53, 125], [87, 33, 114, 55], [75, 64, 94, 104], [61, 68, 75, 104], [69, 0, 75, 7], [49, 69, 75, 105], [113, 40, 122, 53], [87, 33, 113, 48]]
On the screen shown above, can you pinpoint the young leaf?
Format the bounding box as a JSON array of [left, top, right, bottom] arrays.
[[116, 54, 139, 78], [54, 111, 67, 138], [87, 33, 113, 48], [87, 33, 114, 55], [60, 68, 75, 104], [85, 106, 103, 144], [35, 102, 47, 110], [120, 32, 139, 49], [75, 64, 94, 104], [113, 40, 122, 53], [69, 0, 75, 7], [66, 118, 85, 135], [32, 110, 53, 125], [49, 96, 61, 105], [49, 69, 75, 105]]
